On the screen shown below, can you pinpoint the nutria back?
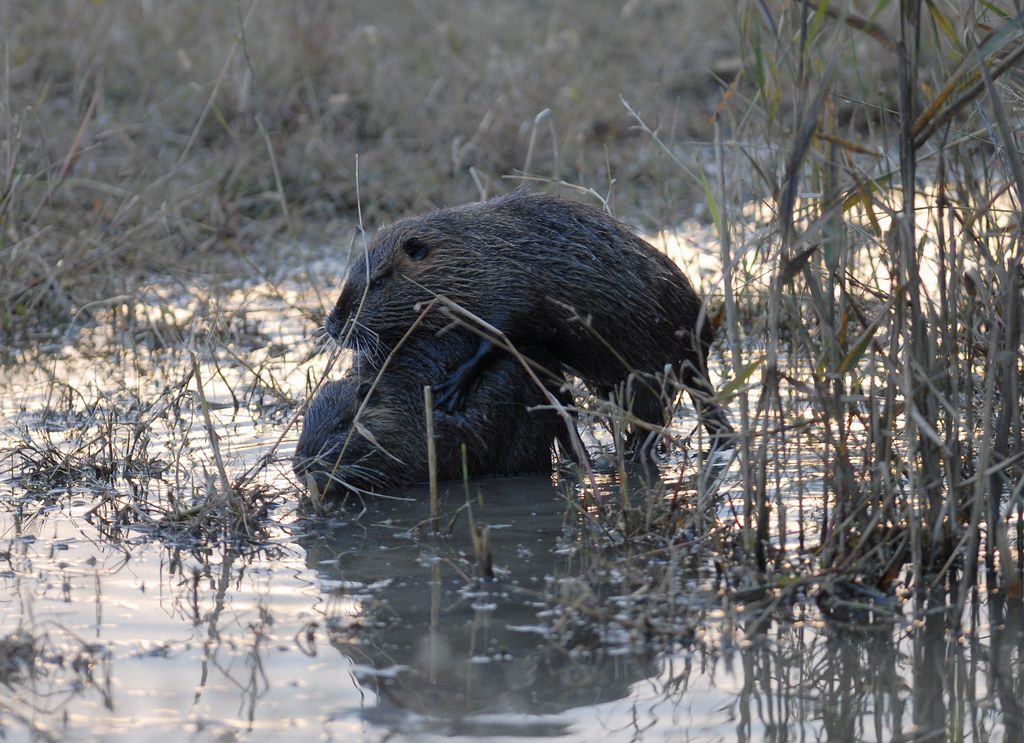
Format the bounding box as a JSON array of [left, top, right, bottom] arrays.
[[293, 336, 571, 496], [325, 190, 730, 446]]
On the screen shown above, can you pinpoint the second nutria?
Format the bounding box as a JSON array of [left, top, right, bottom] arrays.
[[325, 190, 732, 452], [293, 337, 572, 495]]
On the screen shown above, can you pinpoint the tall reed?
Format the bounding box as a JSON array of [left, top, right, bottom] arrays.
[[711, 0, 1024, 617]]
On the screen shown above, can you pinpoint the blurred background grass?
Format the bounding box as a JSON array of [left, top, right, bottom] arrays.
[[1, 0, 756, 334]]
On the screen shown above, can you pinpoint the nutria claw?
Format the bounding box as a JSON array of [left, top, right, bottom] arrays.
[[431, 375, 464, 414], [432, 338, 496, 413]]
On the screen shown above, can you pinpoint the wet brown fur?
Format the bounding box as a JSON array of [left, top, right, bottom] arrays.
[[293, 337, 571, 495], [325, 190, 731, 446]]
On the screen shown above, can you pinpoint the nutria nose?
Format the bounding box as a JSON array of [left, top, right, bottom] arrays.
[[324, 310, 349, 343]]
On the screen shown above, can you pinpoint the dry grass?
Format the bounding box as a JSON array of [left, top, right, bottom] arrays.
[[665, 0, 1024, 620], [1, 0, 738, 335]]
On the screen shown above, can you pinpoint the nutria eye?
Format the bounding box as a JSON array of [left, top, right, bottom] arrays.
[[403, 237, 430, 261], [370, 270, 392, 290]]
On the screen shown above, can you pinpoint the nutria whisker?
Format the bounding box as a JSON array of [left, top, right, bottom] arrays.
[[345, 321, 386, 368], [297, 446, 390, 496], [325, 463, 387, 491], [312, 329, 330, 350]]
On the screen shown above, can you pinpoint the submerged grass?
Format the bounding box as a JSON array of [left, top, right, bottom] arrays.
[[0, 285, 312, 547]]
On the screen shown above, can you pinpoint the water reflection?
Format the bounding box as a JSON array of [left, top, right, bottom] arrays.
[[291, 478, 1024, 741], [2, 478, 1022, 740], [722, 595, 1024, 742], [299, 477, 658, 736]]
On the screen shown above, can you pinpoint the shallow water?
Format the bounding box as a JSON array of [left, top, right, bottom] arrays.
[[2, 266, 1022, 742], [5, 477, 1022, 742]]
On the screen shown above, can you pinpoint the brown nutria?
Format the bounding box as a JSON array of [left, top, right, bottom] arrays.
[[293, 336, 572, 495], [324, 190, 731, 452]]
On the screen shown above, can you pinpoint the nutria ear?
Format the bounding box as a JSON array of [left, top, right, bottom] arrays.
[[403, 237, 430, 261]]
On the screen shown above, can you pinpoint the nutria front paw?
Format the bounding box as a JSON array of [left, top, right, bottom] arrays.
[[432, 370, 471, 414], [432, 338, 497, 413]]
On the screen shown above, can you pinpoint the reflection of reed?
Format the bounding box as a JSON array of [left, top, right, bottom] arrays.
[[186, 547, 269, 728], [298, 482, 658, 729], [0, 553, 114, 743], [716, 593, 1024, 741], [985, 597, 1024, 741]]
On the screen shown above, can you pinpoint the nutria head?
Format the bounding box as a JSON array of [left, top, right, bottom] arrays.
[[325, 225, 446, 363], [323, 199, 529, 364], [293, 376, 409, 496]]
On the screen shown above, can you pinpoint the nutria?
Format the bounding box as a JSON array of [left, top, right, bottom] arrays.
[[324, 190, 731, 451], [293, 337, 572, 495]]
